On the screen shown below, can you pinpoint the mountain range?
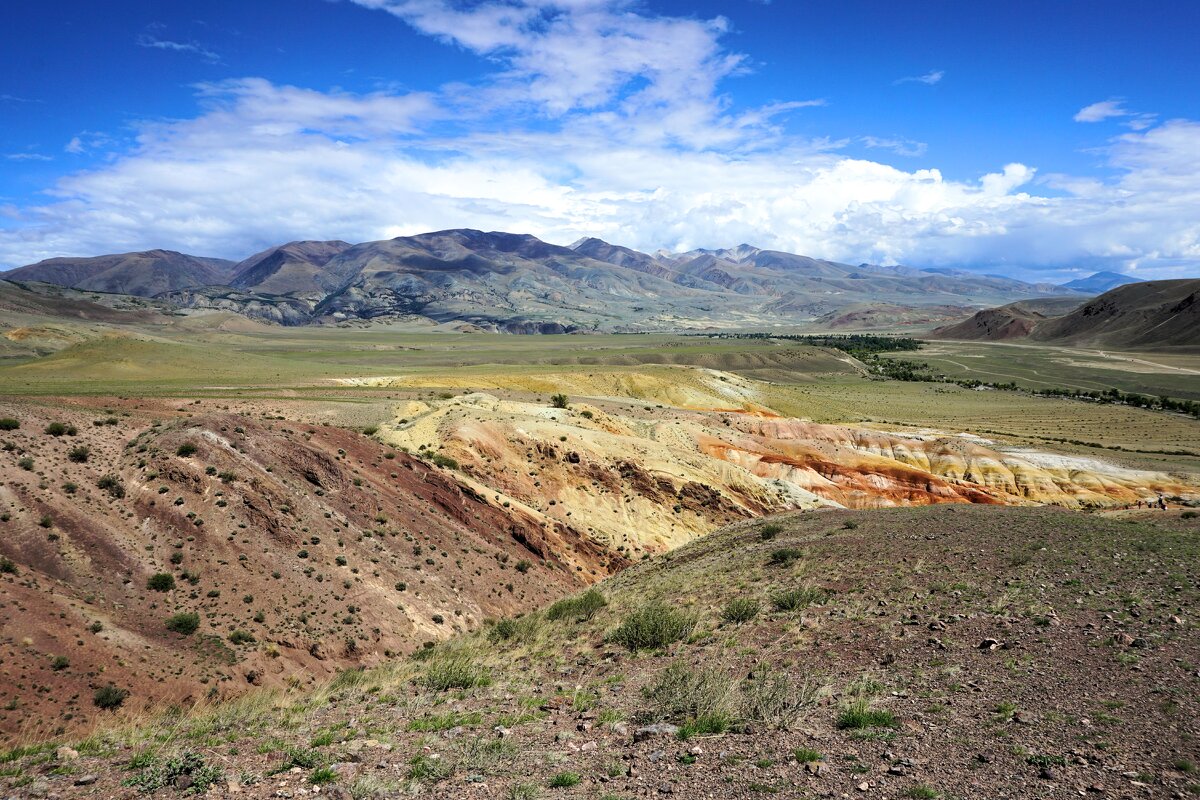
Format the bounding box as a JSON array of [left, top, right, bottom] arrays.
[[2, 230, 1091, 332]]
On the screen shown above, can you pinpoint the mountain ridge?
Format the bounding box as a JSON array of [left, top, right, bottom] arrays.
[[2, 230, 1098, 331]]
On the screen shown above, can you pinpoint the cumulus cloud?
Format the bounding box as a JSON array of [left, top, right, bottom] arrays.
[[0, 2, 1197, 280]]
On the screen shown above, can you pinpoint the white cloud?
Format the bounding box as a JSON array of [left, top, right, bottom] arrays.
[[0, 3, 1197, 281], [861, 136, 927, 157], [137, 35, 220, 63], [894, 69, 943, 86], [1074, 98, 1129, 123], [64, 137, 84, 155], [5, 153, 53, 162]]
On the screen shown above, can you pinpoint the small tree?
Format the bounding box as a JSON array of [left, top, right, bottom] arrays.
[[550, 394, 569, 409]]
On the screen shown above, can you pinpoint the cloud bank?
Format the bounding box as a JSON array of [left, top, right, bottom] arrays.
[[1, 1, 1197, 281]]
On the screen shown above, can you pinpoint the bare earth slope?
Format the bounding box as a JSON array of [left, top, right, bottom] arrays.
[[0, 401, 617, 739]]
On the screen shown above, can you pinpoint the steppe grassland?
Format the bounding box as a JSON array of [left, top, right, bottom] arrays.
[[880, 339, 1200, 399], [1, 326, 1196, 473]]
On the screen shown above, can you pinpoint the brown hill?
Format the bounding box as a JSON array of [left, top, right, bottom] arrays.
[[2, 250, 235, 297], [1031, 278, 1200, 348], [0, 401, 619, 739], [931, 296, 1084, 341]]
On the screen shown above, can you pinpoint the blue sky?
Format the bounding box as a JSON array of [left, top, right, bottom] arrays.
[[2, 0, 1198, 281]]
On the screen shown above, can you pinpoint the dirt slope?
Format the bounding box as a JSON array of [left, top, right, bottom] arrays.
[[0, 402, 613, 740]]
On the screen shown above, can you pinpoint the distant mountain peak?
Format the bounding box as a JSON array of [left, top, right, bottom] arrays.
[[1057, 270, 1144, 293]]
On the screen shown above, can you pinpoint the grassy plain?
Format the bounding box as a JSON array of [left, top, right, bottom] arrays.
[[2, 325, 1198, 473], [881, 339, 1200, 400]]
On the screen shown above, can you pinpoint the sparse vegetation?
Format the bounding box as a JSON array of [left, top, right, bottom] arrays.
[[147, 572, 176, 592], [546, 588, 607, 622], [165, 612, 201, 635], [721, 597, 761, 623], [609, 601, 697, 651], [92, 684, 129, 710], [175, 442, 197, 457]]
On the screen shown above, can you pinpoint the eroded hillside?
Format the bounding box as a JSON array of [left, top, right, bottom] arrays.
[[0, 402, 615, 739], [363, 368, 1199, 557]]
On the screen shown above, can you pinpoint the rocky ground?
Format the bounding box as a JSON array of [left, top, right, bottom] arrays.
[[2, 504, 1197, 799]]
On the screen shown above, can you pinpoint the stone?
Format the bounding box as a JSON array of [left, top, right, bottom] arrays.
[[73, 775, 99, 786], [978, 638, 1001, 651], [634, 723, 679, 742]]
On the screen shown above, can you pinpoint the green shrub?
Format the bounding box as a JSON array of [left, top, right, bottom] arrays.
[[165, 612, 200, 635], [147, 573, 175, 592], [759, 523, 782, 540], [405, 753, 453, 782], [515, 559, 532, 573], [609, 602, 696, 651], [44, 422, 69, 436], [93, 684, 129, 710], [228, 630, 256, 645], [550, 394, 569, 409], [768, 547, 804, 566], [68, 446, 90, 463], [793, 748, 823, 763], [430, 453, 459, 470], [0, 557, 17, 575], [0, 418, 18, 431], [721, 598, 760, 624], [546, 588, 607, 622], [1182, 510, 1198, 519], [50, 655, 70, 671], [124, 750, 222, 795], [175, 442, 197, 457], [488, 615, 540, 643], [741, 668, 820, 729], [642, 661, 738, 727], [903, 787, 939, 799], [423, 651, 490, 691], [836, 698, 898, 730], [309, 767, 337, 785], [548, 771, 580, 787], [17, 456, 34, 471], [97, 474, 125, 498], [771, 586, 826, 612]]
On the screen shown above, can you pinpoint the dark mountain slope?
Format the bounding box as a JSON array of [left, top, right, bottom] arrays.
[[1032, 279, 1200, 348], [3, 250, 236, 296]]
